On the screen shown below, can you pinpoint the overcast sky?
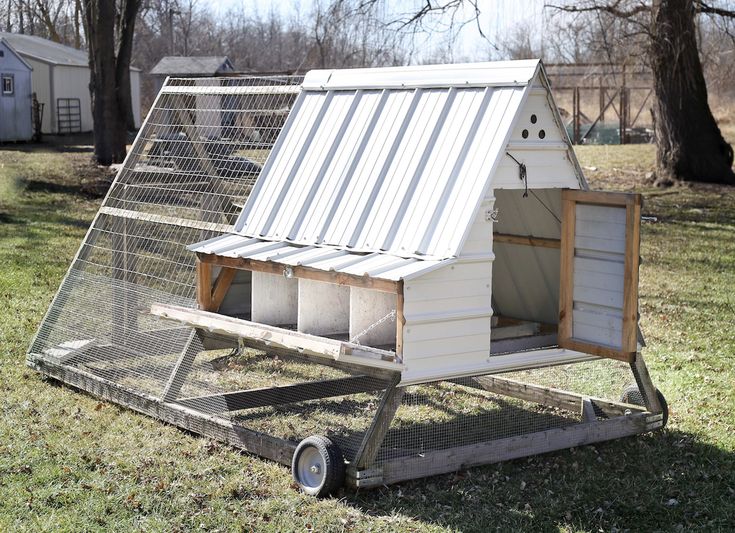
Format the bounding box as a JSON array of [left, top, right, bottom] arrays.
[[209, 0, 549, 62]]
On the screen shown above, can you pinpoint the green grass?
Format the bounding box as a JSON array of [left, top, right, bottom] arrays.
[[1, 145, 735, 532]]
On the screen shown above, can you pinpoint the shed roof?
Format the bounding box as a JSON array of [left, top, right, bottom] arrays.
[[191, 60, 558, 279], [0, 32, 141, 70], [150, 56, 234, 76], [0, 32, 86, 66], [0, 37, 33, 70]]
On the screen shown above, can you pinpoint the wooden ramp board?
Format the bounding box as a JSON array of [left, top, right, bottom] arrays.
[[150, 303, 405, 372], [43, 338, 98, 363]]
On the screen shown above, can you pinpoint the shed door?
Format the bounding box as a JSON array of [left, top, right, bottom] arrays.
[[558, 190, 642, 362]]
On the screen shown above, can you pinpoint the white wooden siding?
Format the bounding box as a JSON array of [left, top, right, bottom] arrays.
[[402, 261, 493, 383], [493, 91, 580, 190], [459, 199, 495, 257], [53, 65, 93, 132], [570, 202, 628, 349]]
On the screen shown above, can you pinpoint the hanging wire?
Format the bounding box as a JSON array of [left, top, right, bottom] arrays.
[[505, 151, 528, 197]]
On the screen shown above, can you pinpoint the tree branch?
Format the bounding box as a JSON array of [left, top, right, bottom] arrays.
[[697, 1, 735, 19], [544, 0, 650, 19]]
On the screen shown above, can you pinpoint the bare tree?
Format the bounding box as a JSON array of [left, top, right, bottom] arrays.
[[548, 0, 735, 185]]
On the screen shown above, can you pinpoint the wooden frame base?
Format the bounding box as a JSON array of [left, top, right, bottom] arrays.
[[28, 346, 665, 491]]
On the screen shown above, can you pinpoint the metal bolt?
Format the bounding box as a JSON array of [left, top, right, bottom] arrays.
[[310, 464, 320, 474]]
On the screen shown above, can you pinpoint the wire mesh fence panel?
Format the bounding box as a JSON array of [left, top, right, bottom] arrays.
[[373, 358, 635, 469], [29, 75, 302, 406]]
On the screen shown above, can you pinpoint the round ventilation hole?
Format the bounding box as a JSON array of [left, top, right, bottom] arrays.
[[538, 129, 546, 139], [530, 114, 537, 124], [522, 129, 529, 139]]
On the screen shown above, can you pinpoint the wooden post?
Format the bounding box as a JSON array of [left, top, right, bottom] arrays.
[[572, 87, 581, 144], [111, 215, 138, 346], [621, 194, 642, 353], [353, 375, 403, 469], [558, 192, 575, 344], [395, 281, 405, 360], [630, 353, 663, 414], [196, 259, 213, 311], [599, 80, 605, 123]]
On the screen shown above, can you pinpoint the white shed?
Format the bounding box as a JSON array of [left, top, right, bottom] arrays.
[[0, 32, 141, 134], [0, 38, 33, 142], [155, 60, 645, 384]]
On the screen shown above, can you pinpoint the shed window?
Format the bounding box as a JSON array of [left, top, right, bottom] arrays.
[[2, 75, 13, 95]]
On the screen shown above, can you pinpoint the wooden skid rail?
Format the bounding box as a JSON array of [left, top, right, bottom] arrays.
[[350, 409, 663, 488], [27, 355, 297, 465], [175, 375, 393, 413]]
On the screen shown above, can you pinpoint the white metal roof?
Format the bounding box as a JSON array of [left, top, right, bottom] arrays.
[[188, 236, 451, 282], [232, 60, 541, 260]]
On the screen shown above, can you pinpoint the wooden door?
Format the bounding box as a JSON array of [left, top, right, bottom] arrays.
[[558, 190, 642, 362]]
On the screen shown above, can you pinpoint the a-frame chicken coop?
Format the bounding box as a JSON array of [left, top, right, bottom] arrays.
[[29, 61, 667, 497]]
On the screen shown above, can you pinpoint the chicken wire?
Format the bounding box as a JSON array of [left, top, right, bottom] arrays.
[[28, 74, 646, 475], [29, 75, 303, 402]]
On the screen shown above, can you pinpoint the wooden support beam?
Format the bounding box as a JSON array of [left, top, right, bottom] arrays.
[[28, 356, 297, 466], [197, 252, 399, 294], [353, 376, 404, 469], [581, 398, 597, 422], [196, 259, 213, 311], [98, 206, 233, 233], [622, 194, 642, 353], [161, 330, 200, 402], [453, 374, 646, 418], [210, 267, 237, 312], [493, 233, 560, 249], [395, 281, 405, 359], [558, 193, 575, 344], [175, 375, 392, 413], [631, 353, 663, 414]]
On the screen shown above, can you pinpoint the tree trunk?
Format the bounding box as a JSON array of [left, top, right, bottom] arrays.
[[116, 0, 140, 131], [84, 0, 139, 165], [650, 0, 734, 184]]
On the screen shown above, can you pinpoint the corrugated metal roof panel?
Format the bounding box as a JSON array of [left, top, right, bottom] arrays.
[[188, 235, 450, 281], [302, 60, 540, 90], [235, 61, 536, 260]]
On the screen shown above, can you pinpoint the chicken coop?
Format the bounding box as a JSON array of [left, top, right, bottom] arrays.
[[28, 61, 667, 497]]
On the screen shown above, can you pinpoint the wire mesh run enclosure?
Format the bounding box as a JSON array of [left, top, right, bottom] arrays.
[[28, 63, 667, 496]]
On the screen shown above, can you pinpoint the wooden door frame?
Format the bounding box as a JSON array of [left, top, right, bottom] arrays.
[[558, 190, 642, 362]]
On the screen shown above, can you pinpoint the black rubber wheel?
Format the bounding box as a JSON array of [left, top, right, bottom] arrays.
[[292, 435, 345, 497], [621, 385, 669, 427]]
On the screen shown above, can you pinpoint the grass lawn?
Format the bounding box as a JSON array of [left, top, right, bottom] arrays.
[[1, 141, 734, 532]]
